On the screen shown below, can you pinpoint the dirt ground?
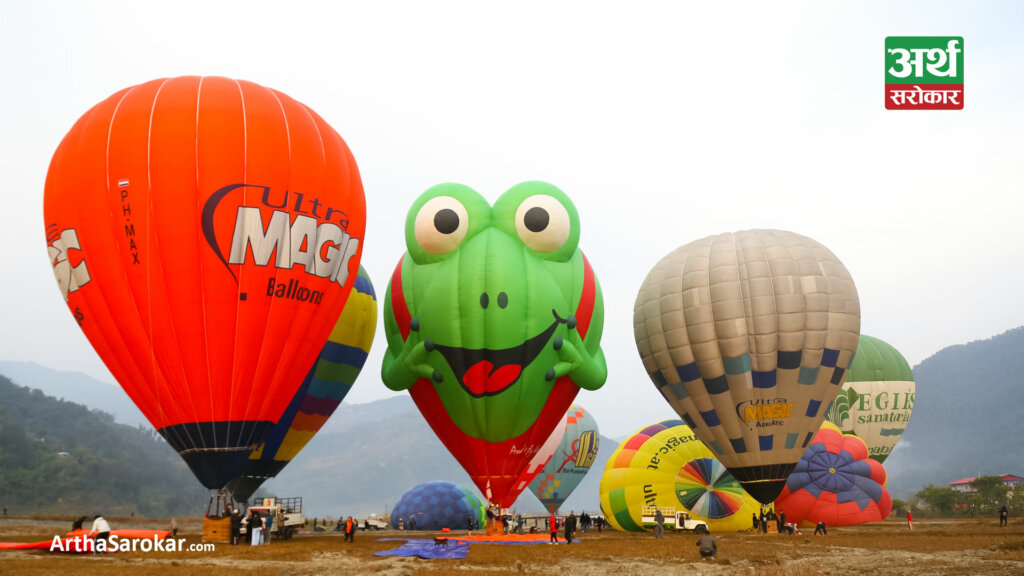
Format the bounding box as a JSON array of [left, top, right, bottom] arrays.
[[2, 515, 1022, 576]]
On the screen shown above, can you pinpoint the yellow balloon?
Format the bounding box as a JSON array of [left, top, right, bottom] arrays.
[[599, 420, 761, 532]]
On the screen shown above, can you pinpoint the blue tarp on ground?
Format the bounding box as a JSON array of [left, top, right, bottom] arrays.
[[373, 538, 470, 559]]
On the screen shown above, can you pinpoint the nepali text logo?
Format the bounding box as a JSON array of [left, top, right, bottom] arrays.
[[885, 36, 963, 110], [46, 225, 91, 302], [202, 184, 360, 301]]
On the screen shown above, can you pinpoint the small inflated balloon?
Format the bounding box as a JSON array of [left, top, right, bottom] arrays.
[[228, 266, 377, 502], [825, 335, 914, 463], [634, 230, 860, 503], [390, 481, 486, 530], [599, 420, 761, 532], [774, 425, 893, 526], [528, 404, 600, 513], [44, 76, 366, 488], [382, 182, 607, 507]]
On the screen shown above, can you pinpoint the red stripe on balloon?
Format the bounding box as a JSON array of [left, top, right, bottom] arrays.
[[574, 252, 596, 339]]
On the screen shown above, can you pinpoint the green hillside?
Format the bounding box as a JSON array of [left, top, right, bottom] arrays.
[[0, 374, 206, 517]]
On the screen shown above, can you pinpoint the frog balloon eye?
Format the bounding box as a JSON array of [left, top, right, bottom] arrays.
[[514, 195, 571, 253], [414, 196, 470, 254]]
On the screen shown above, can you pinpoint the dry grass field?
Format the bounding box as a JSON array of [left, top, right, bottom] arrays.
[[2, 515, 1023, 575]]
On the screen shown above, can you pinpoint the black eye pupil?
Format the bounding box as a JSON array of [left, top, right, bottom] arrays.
[[524, 207, 549, 233], [434, 209, 460, 234]]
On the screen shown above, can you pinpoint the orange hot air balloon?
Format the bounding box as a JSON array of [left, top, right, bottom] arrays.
[[43, 76, 366, 489]]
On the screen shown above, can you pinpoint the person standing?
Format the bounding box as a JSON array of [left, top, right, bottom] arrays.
[[250, 511, 263, 546], [760, 511, 768, 534], [230, 509, 242, 545], [1000, 506, 1009, 527], [653, 508, 665, 539], [564, 511, 577, 544], [814, 521, 827, 536], [549, 514, 558, 544], [264, 511, 273, 544], [752, 513, 759, 531], [907, 510, 913, 531], [344, 516, 355, 542], [169, 518, 178, 538]]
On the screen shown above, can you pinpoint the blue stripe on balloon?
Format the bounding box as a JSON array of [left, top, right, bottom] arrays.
[[752, 370, 776, 388], [730, 437, 747, 454], [353, 274, 376, 299], [778, 350, 802, 370], [668, 381, 690, 401], [676, 362, 701, 382], [723, 355, 750, 374], [704, 375, 728, 395], [784, 433, 798, 449], [821, 348, 840, 367], [805, 399, 822, 418], [317, 341, 369, 367], [759, 435, 773, 451], [799, 366, 819, 385], [700, 409, 721, 427]]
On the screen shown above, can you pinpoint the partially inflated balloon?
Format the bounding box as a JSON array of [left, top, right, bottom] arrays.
[[634, 230, 860, 503], [228, 266, 377, 502], [599, 420, 761, 532], [528, 404, 600, 513], [774, 424, 892, 526], [825, 335, 914, 463], [382, 182, 606, 507], [390, 481, 487, 530], [44, 76, 366, 488]]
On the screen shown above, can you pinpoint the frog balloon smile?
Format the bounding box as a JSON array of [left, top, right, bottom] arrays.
[[382, 181, 606, 507]]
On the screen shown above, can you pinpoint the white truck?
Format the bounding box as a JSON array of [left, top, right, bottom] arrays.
[[641, 505, 709, 534], [244, 497, 305, 540]]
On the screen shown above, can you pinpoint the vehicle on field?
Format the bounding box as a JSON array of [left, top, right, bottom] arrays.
[[242, 497, 305, 540], [362, 515, 388, 530], [640, 505, 709, 534]]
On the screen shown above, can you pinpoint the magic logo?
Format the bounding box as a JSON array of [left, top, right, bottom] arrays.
[[202, 183, 361, 291], [737, 398, 793, 423]]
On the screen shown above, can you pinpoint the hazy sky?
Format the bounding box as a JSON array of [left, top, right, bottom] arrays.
[[2, 1, 1022, 437]]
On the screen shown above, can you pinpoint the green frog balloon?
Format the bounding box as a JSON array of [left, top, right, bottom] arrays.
[[382, 181, 606, 506]]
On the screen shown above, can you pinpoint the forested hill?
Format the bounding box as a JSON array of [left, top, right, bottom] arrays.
[[883, 327, 1024, 497], [0, 374, 205, 517]]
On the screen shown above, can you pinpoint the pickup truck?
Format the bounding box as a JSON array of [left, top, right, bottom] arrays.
[[242, 497, 305, 540], [640, 506, 709, 534]]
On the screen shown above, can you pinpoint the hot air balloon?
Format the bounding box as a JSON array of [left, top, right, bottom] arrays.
[[774, 424, 893, 526], [390, 481, 487, 531], [824, 335, 914, 463], [528, 404, 600, 513], [44, 76, 366, 489], [227, 266, 377, 502], [382, 181, 606, 507], [634, 229, 860, 504], [599, 420, 761, 532]]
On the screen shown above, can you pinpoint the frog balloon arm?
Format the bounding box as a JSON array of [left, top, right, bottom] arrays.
[[382, 318, 438, 390], [547, 334, 607, 390]]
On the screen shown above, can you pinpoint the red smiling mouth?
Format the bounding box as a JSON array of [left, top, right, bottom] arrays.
[[431, 312, 564, 398]]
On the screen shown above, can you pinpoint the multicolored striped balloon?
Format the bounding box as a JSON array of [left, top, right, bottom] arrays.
[[527, 404, 600, 513], [228, 266, 377, 501], [599, 420, 760, 532]]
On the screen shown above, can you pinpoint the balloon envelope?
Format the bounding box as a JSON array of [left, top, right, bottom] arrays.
[[382, 182, 607, 507], [44, 76, 366, 488], [825, 335, 914, 463], [228, 266, 377, 502], [599, 420, 761, 532], [390, 481, 486, 531], [634, 229, 860, 503], [528, 404, 600, 513], [774, 425, 893, 526]]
